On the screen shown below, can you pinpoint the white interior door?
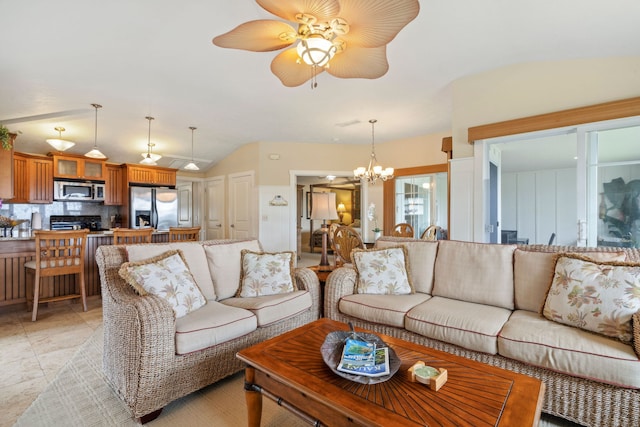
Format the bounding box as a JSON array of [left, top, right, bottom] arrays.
[[205, 176, 225, 239], [229, 171, 254, 239], [177, 182, 193, 226]]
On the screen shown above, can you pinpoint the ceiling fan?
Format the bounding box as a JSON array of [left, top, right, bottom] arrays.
[[212, 0, 420, 87]]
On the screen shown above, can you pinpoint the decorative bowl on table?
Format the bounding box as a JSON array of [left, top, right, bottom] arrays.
[[320, 330, 401, 384]]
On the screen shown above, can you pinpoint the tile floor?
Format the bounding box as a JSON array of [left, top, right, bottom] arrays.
[[0, 297, 103, 427]]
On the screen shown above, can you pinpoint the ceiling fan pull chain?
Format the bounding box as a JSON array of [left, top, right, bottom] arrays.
[[311, 65, 318, 89]]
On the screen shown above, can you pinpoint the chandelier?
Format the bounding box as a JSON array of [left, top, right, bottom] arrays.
[[140, 116, 161, 165], [46, 126, 75, 152], [353, 119, 394, 184], [85, 103, 107, 159]]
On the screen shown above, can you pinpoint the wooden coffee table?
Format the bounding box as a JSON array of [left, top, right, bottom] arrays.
[[237, 319, 545, 427]]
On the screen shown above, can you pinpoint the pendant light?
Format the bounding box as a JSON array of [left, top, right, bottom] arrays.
[[46, 126, 75, 152], [85, 103, 107, 159], [353, 119, 394, 184], [140, 116, 159, 165], [183, 126, 199, 171]]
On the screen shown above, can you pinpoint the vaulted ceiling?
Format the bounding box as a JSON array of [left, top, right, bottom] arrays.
[[2, 1, 639, 171]]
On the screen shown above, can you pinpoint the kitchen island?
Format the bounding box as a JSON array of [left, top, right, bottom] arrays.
[[0, 231, 169, 309]]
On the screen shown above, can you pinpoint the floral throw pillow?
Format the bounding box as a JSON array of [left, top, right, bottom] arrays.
[[119, 249, 207, 318], [352, 246, 413, 295], [542, 254, 640, 343], [237, 250, 296, 297]]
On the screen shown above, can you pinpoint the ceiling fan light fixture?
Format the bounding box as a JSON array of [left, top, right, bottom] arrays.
[[354, 119, 394, 184], [46, 126, 75, 152], [85, 103, 107, 159], [296, 36, 336, 67]]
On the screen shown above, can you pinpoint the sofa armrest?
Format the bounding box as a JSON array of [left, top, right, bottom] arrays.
[[324, 266, 357, 320], [295, 267, 321, 319], [96, 246, 178, 408]]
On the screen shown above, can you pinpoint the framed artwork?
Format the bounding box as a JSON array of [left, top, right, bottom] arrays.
[[306, 192, 311, 219]]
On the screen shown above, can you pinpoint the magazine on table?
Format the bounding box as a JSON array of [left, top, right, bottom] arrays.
[[337, 339, 390, 377]]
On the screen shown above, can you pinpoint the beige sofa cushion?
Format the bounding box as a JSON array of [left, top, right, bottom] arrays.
[[174, 301, 257, 355], [339, 293, 431, 328], [406, 296, 512, 354], [375, 237, 439, 294], [203, 239, 262, 300], [433, 240, 516, 310], [126, 242, 216, 300], [498, 310, 640, 388], [514, 249, 628, 312], [223, 290, 312, 327]]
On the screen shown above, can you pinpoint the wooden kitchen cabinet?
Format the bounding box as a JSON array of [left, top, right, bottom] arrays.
[[0, 134, 16, 200], [105, 163, 124, 205], [124, 164, 176, 186], [10, 153, 53, 203], [52, 153, 106, 180]]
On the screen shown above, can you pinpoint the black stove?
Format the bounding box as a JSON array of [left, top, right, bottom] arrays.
[[50, 215, 106, 232]]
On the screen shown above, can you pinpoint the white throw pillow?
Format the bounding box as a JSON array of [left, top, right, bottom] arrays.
[[119, 249, 207, 318], [352, 246, 413, 295], [542, 254, 640, 343], [237, 250, 296, 297]]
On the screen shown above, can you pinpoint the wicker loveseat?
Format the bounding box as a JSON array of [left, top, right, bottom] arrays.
[[96, 239, 320, 422], [325, 237, 640, 427]]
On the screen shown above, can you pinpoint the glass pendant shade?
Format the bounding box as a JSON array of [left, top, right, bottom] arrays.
[[46, 127, 75, 151], [296, 37, 336, 67], [85, 104, 106, 159], [140, 116, 159, 165], [183, 126, 199, 171]]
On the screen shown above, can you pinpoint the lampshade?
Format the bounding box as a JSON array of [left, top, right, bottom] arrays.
[[85, 103, 106, 159], [296, 36, 337, 67], [183, 126, 200, 171], [337, 203, 346, 213], [311, 192, 339, 221], [140, 152, 162, 162], [46, 127, 75, 151]]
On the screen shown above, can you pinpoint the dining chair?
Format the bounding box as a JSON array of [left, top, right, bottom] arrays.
[[113, 228, 154, 245], [392, 223, 414, 237], [330, 225, 365, 266], [420, 225, 441, 241], [25, 229, 90, 321], [169, 226, 201, 242]]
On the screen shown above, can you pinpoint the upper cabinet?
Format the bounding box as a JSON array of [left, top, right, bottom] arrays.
[[10, 153, 53, 204], [104, 163, 124, 206], [52, 153, 106, 181], [124, 164, 176, 187], [0, 134, 17, 199]]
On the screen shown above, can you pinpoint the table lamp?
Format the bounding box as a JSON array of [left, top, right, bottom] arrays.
[[337, 203, 346, 223], [311, 192, 339, 271]]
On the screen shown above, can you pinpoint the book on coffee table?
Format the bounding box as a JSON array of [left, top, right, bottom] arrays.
[[338, 346, 390, 377]]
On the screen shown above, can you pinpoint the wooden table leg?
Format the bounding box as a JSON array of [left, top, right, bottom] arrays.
[[244, 367, 262, 427]]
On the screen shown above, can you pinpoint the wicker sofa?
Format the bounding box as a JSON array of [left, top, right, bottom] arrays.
[[325, 237, 640, 427], [96, 239, 320, 422]]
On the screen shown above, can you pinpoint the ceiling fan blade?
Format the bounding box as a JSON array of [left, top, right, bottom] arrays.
[[326, 45, 388, 79], [213, 20, 296, 52], [271, 48, 322, 87], [337, 0, 419, 48], [257, 0, 340, 23]]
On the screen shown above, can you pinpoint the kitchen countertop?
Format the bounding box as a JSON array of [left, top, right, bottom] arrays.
[[0, 229, 169, 241]]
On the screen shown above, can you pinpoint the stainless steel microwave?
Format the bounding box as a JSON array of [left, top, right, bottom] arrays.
[[54, 180, 105, 202]]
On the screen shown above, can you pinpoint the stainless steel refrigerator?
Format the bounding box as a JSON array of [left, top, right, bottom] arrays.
[[130, 186, 178, 231]]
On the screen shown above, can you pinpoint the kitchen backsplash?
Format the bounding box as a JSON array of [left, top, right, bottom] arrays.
[[0, 202, 120, 230]]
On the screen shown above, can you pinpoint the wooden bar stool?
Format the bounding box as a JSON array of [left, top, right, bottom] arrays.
[[168, 226, 201, 242], [25, 229, 90, 321], [113, 228, 154, 245]]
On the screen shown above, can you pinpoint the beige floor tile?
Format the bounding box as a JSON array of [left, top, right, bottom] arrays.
[[0, 354, 45, 388], [27, 325, 94, 355], [0, 376, 48, 427], [38, 345, 80, 382], [0, 334, 36, 364]]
